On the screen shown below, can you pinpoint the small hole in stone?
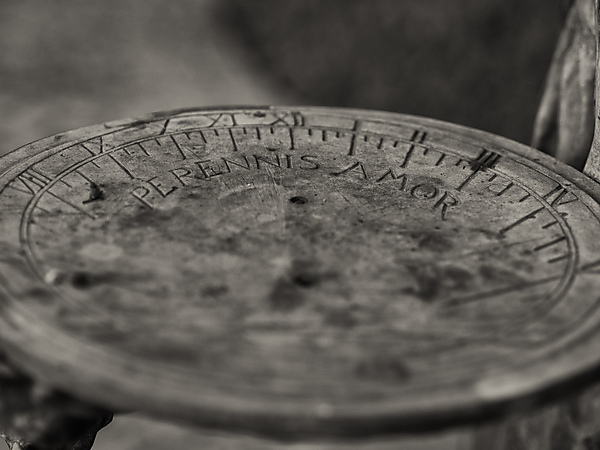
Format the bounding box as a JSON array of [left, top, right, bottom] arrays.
[[290, 196, 308, 204], [72, 272, 91, 289], [293, 273, 318, 287]]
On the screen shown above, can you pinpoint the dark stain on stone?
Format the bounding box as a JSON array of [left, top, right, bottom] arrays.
[[417, 233, 453, 252], [23, 287, 55, 302], [201, 284, 229, 298], [82, 182, 104, 204], [480, 265, 524, 285], [293, 272, 319, 287], [442, 266, 472, 290], [268, 260, 337, 311], [118, 207, 175, 229], [268, 277, 306, 311], [71, 272, 92, 289], [404, 264, 473, 301], [220, 236, 240, 252], [70, 271, 149, 291], [404, 264, 440, 301], [355, 355, 410, 382], [324, 308, 358, 328]]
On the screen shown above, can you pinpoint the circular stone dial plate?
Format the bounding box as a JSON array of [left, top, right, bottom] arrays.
[[1, 107, 600, 438]]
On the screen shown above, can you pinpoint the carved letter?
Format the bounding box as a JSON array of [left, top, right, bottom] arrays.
[[131, 186, 153, 208], [299, 155, 320, 170], [170, 168, 193, 186], [433, 192, 459, 220], [411, 184, 438, 200], [331, 161, 368, 179], [147, 176, 177, 198], [195, 160, 224, 178]]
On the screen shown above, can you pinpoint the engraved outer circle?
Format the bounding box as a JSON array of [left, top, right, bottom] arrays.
[[2, 107, 600, 438]]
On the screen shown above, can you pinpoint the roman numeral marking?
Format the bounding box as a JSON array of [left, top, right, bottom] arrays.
[[80, 136, 104, 155], [11, 168, 53, 195], [205, 113, 236, 128], [270, 112, 304, 127], [289, 127, 295, 150], [541, 185, 577, 207], [456, 150, 500, 192], [410, 129, 427, 144], [474, 148, 501, 169], [10, 168, 96, 219]]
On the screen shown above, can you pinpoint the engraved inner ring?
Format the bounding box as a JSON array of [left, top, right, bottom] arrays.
[[20, 125, 576, 349]]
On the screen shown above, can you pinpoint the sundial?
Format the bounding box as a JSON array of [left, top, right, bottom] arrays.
[[2, 106, 600, 443]]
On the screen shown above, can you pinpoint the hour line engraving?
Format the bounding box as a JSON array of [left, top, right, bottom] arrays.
[[347, 120, 363, 156], [136, 143, 150, 156], [534, 236, 566, 252], [499, 206, 545, 235], [495, 182, 514, 196], [457, 170, 480, 192], [457, 149, 501, 192], [108, 154, 136, 180], [159, 118, 171, 135], [228, 128, 239, 151], [400, 130, 427, 168], [542, 220, 559, 229], [170, 135, 189, 160], [548, 254, 569, 264]]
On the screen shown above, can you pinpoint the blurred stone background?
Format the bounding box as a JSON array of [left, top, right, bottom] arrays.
[[0, 0, 566, 448]]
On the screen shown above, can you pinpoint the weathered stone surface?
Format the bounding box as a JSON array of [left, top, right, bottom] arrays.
[[2, 107, 600, 443]]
